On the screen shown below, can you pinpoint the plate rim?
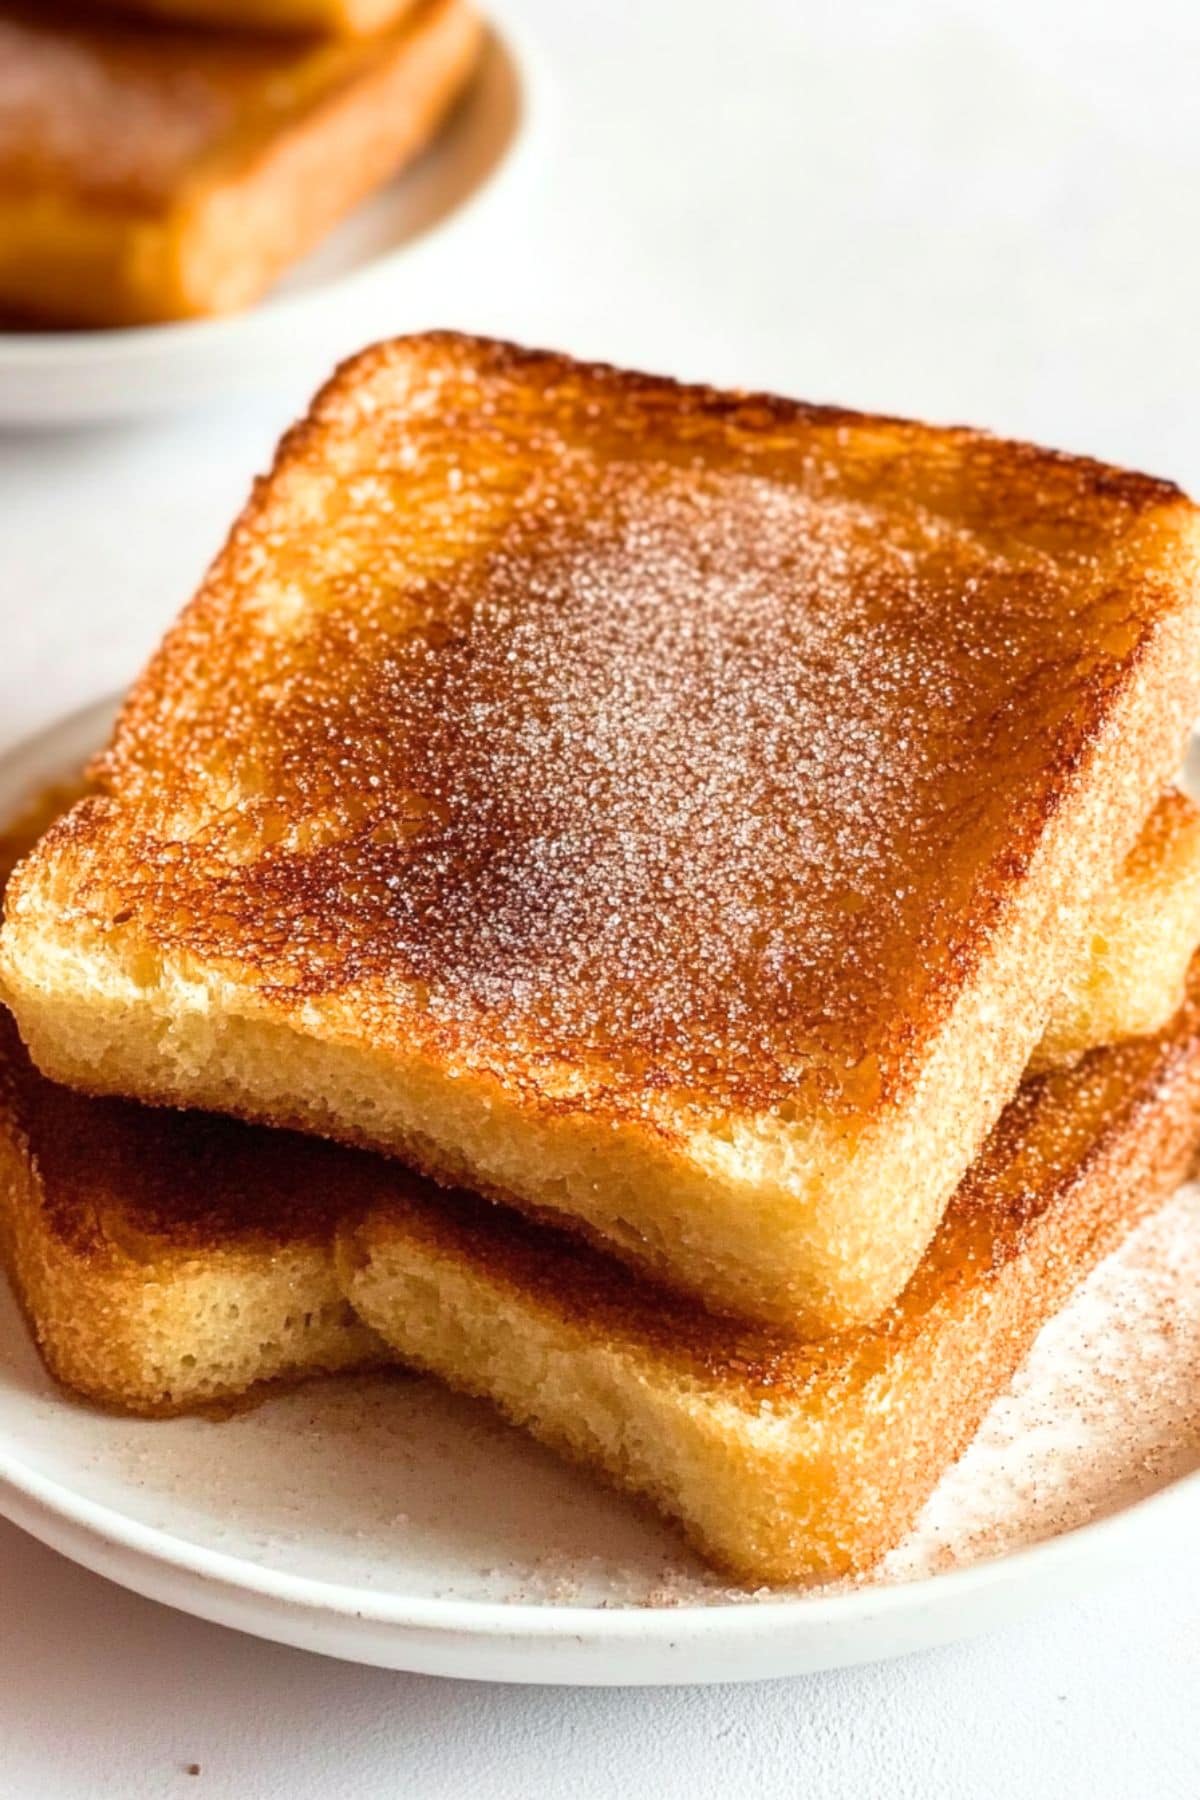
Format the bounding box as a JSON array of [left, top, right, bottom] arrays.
[[0, 694, 1197, 1675], [1, 1421, 1197, 1646]]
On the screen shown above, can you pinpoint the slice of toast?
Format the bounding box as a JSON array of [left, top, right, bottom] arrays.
[[83, 1, 422, 33], [339, 957, 1200, 1586], [0, 1, 481, 326], [6, 335, 1200, 1330]]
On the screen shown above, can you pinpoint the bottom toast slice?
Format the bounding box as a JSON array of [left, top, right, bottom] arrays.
[[0, 1011, 387, 1414], [338, 959, 1200, 1586]]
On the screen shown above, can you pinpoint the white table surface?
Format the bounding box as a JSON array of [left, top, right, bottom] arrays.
[[3, 0, 1199, 1792]]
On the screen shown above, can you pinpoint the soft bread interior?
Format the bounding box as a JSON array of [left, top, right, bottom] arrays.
[[1033, 788, 1200, 1069]]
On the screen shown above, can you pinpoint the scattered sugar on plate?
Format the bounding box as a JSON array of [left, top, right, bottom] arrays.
[[24, 1183, 1196, 1612]]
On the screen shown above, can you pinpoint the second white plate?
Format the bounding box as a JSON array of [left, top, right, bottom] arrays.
[[0, 16, 550, 426]]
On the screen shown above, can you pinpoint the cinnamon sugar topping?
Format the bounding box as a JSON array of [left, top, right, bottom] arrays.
[[86, 338, 1193, 1115]]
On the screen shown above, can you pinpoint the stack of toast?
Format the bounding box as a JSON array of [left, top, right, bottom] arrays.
[[0, 0, 482, 326], [4, 333, 1200, 1584]]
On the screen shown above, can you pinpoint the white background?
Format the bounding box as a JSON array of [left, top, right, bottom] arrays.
[[3, 0, 1200, 1792]]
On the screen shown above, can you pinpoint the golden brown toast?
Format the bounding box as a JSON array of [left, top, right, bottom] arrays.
[[339, 957, 1200, 1586], [6, 335, 1200, 1332], [81, 1, 421, 32], [0, 1, 482, 326], [0, 773, 1195, 1421]]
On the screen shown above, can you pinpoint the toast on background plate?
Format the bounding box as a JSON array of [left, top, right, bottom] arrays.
[[5, 334, 1200, 1331], [0, 0, 482, 326], [82, 0, 424, 33], [2, 776, 1198, 1418], [339, 957, 1200, 1586]]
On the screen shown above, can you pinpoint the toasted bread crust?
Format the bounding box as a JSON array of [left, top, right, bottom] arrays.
[[0, 2, 482, 324], [339, 959, 1200, 1583], [7, 336, 1200, 1326], [95, 342, 1200, 1115]]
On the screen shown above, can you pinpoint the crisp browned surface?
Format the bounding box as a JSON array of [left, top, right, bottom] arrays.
[[57, 333, 1200, 1119]]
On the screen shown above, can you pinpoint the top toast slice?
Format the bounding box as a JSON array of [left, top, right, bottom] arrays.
[[6, 333, 1200, 1329]]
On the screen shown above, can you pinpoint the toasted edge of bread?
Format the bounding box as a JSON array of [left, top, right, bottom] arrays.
[[337, 959, 1200, 1585]]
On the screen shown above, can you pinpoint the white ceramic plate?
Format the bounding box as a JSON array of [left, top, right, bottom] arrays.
[[0, 698, 1197, 1685], [0, 16, 550, 426]]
